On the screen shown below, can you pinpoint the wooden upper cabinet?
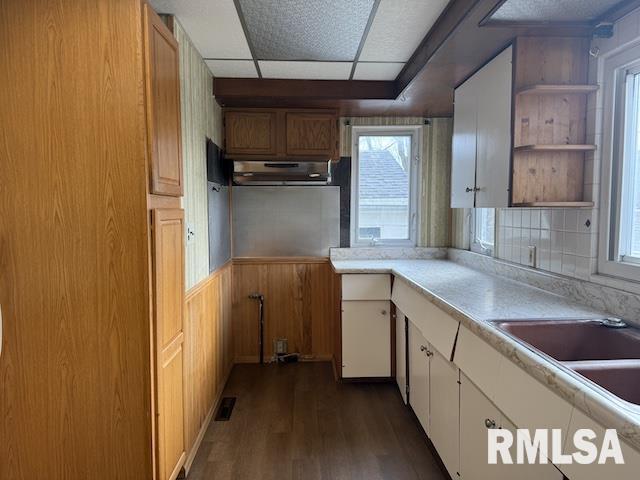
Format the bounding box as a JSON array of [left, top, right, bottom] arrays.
[[286, 112, 336, 157], [224, 108, 338, 160], [225, 111, 277, 155], [143, 3, 183, 197]]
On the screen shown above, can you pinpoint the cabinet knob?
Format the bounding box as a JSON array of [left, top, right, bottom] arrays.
[[381, 310, 387, 315], [420, 345, 427, 352], [426, 350, 434, 357], [485, 418, 497, 429]]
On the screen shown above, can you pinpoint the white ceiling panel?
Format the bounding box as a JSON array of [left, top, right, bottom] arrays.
[[358, 0, 449, 62], [205, 60, 258, 78], [259, 61, 352, 80], [353, 62, 405, 80], [149, 0, 252, 59]]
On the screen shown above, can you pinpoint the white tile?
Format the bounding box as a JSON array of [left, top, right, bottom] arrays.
[[577, 210, 594, 234], [551, 209, 564, 231], [564, 209, 578, 232], [575, 256, 591, 280], [259, 61, 352, 79], [562, 254, 576, 276], [151, 0, 253, 58], [359, 0, 449, 62], [564, 232, 577, 255], [353, 62, 405, 80], [205, 59, 257, 78], [551, 231, 564, 253], [550, 251, 563, 274], [576, 233, 592, 257], [530, 209, 541, 229], [512, 209, 522, 228], [521, 209, 531, 229], [541, 210, 552, 230], [504, 209, 513, 227]]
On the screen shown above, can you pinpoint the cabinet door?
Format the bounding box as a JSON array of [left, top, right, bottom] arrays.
[[451, 78, 477, 208], [341, 301, 390, 378], [430, 348, 460, 480], [408, 321, 430, 434], [396, 307, 407, 404], [152, 209, 186, 480], [143, 4, 183, 196], [474, 46, 512, 208], [286, 112, 336, 158], [225, 111, 278, 156]]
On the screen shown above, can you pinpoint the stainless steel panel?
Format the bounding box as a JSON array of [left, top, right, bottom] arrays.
[[233, 160, 331, 185], [232, 186, 340, 257]]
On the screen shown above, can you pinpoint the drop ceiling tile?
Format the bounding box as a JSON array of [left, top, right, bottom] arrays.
[[490, 0, 621, 22], [237, 0, 375, 61], [359, 0, 449, 62], [353, 62, 405, 80], [149, 0, 252, 58], [205, 60, 258, 78], [259, 61, 352, 80]]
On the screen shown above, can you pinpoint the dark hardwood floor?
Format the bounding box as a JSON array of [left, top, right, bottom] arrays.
[[186, 362, 447, 480]]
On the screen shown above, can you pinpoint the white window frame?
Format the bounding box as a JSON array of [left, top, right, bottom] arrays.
[[350, 126, 422, 247], [470, 208, 495, 256], [598, 42, 640, 282]]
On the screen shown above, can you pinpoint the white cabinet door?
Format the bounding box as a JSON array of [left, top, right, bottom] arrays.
[[408, 320, 430, 434], [396, 307, 407, 404], [430, 348, 460, 479], [451, 77, 478, 208], [475, 46, 512, 208], [459, 373, 504, 480], [341, 301, 390, 378]]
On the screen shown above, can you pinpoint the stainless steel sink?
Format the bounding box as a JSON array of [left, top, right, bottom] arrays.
[[491, 318, 640, 407]]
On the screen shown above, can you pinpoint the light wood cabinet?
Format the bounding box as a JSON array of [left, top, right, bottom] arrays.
[[152, 209, 186, 480], [224, 108, 338, 161], [225, 111, 278, 156], [143, 4, 183, 197], [341, 301, 391, 378], [408, 321, 430, 434]]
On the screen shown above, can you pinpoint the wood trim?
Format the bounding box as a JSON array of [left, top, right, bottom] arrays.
[[214, 78, 397, 100], [184, 260, 232, 302], [514, 144, 596, 152], [232, 257, 330, 265], [515, 84, 599, 96]]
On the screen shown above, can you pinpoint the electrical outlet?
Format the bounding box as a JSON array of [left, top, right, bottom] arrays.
[[527, 245, 536, 267]]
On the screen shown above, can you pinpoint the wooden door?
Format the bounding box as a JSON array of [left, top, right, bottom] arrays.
[[144, 3, 183, 196], [396, 308, 407, 404], [429, 348, 460, 479], [225, 111, 278, 155], [475, 46, 512, 208], [408, 321, 430, 434], [451, 77, 478, 208], [286, 112, 336, 158], [152, 209, 186, 480], [341, 301, 390, 378]]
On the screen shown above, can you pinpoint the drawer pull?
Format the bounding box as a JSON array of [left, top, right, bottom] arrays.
[[485, 418, 497, 429]]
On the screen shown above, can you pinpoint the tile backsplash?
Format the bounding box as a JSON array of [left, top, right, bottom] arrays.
[[496, 208, 598, 280]]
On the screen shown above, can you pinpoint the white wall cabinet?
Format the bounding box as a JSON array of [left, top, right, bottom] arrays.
[[396, 307, 408, 404], [451, 46, 512, 208], [408, 321, 430, 434], [341, 301, 390, 378]]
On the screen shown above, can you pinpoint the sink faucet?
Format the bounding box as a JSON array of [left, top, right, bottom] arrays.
[[598, 317, 628, 328]]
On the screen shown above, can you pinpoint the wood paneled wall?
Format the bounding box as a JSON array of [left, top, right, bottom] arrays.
[[0, 1, 153, 478], [232, 259, 339, 362], [183, 262, 233, 472]]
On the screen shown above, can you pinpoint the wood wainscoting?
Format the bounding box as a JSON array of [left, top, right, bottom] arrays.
[[232, 258, 340, 364], [183, 262, 233, 473]]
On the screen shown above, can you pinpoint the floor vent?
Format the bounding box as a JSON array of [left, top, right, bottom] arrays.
[[214, 397, 237, 421]]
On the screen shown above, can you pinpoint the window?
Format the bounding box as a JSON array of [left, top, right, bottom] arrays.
[[351, 127, 421, 246], [599, 46, 640, 281], [470, 208, 495, 255]]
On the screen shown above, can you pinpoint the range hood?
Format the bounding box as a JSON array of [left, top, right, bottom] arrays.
[[233, 160, 331, 186]]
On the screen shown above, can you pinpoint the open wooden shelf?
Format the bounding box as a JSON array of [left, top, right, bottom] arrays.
[[512, 201, 594, 208], [514, 144, 596, 153], [516, 84, 599, 96]]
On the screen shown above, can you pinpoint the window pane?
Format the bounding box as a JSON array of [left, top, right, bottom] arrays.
[[630, 74, 640, 257], [474, 208, 495, 247], [357, 135, 412, 241]]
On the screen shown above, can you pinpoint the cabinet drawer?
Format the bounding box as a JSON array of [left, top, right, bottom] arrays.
[[391, 278, 459, 359], [341, 274, 390, 300], [494, 356, 573, 432], [341, 301, 391, 378], [559, 407, 640, 480], [454, 326, 503, 400]]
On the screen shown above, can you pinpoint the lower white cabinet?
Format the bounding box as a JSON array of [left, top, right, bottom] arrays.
[[408, 321, 430, 434], [430, 349, 460, 480], [396, 307, 407, 404], [341, 300, 390, 378], [459, 373, 563, 480]]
